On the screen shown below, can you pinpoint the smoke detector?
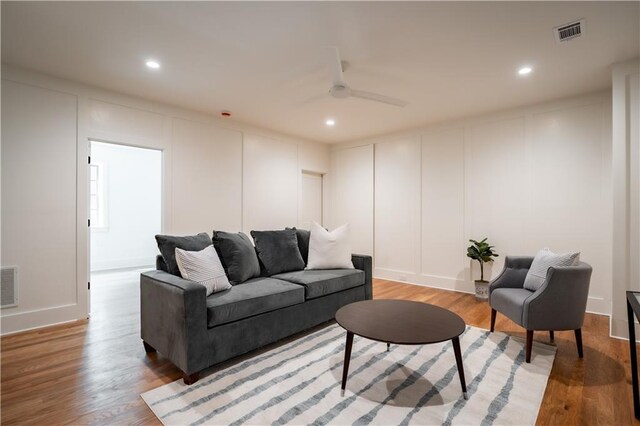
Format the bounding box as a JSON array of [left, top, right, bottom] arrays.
[[553, 19, 585, 43]]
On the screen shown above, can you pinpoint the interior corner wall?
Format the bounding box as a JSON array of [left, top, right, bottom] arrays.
[[0, 65, 330, 335], [329, 91, 613, 315], [611, 58, 640, 339]]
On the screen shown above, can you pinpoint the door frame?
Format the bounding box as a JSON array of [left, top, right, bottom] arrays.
[[87, 139, 165, 313]]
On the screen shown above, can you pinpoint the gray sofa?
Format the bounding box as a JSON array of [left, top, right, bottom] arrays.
[[140, 253, 372, 384]]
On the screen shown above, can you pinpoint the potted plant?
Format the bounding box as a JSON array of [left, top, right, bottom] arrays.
[[467, 238, 499, 300]]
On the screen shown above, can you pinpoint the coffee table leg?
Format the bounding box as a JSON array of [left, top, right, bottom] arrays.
[[387, 342, 390, 352], [341, 331, 354, 396], [452, 336, 467, 399]]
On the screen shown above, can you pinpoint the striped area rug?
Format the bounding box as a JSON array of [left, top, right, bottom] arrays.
[[142, 324, 555, 425]]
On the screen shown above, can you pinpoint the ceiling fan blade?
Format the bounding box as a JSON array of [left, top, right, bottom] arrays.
[[324, 46, 346, 86], [350, 89, 408, 107], [298, 92, 329, 106]]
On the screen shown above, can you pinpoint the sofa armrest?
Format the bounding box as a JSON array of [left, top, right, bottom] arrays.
[[523, 262, 592, 330], [140, 270, 208, 374], [352, 254, 373, 300]]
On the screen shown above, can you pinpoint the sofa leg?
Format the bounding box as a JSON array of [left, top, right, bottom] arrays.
[[143, 341, 156, 354], [549, 330, 554, 342], [525, 330, 533, 363], [183, 371, 200, 385], [490, 309, 496, 332], [575, 328, 584, 358]]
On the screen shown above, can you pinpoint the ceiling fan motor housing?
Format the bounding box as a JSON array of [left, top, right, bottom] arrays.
[[330, 84, 351, 99]]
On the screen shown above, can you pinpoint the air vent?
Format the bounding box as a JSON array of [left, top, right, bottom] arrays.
[[1, 267, 18, 308], [554, 20, 585, 43]]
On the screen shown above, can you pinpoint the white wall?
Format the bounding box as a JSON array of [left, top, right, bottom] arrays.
[[328, 144, 374, 255], [330, 92, 612, 315], [89, 142, 162, 271], [243, 135, 298, 234], [171, 118, 242, 234], [300, 172, 323, 229], [611, 58, 640, 338], [374, 137, 421, 276], [1, 80, 82, 332], [0, 65, 330, 334]]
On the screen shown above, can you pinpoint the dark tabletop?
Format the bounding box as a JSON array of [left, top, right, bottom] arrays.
[[335, 299, 466, 345]]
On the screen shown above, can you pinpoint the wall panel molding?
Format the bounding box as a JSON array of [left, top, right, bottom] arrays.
[[1, 65, 330, 335], [331, 91, 613, 317]]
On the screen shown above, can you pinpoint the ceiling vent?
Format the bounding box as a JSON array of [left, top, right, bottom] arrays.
[[554, 19, 585, 43], [1, 266, 18, 308]]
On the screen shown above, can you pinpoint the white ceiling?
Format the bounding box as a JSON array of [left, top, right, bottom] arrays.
[[2, 2, 638, 143]]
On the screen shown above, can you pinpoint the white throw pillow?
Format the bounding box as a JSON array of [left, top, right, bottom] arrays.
[[306, 222, 354, 270], [523, 248, 580, 292], [175, 245, 232, 296]]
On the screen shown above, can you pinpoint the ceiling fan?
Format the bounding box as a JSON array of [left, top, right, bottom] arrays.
[[323, 47, 408, 108]]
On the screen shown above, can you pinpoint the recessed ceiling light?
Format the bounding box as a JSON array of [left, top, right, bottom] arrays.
[[146, 60, 160, 69], [518, 66, 533, 76], [325, 119, 335, 126]]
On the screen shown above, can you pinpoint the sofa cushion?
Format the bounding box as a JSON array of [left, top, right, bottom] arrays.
[[175, 245, 231, 296], [523, 248, 580, 291], [306, 222, 354, 270], [155, 232, 212, 277], [206, 277, 304, 327], [286, 227, 311, 265], [212, 231, 261, 285], [251, 229, 305, 276], [490, 288, 534, 326], [272, 269, 364, 300]]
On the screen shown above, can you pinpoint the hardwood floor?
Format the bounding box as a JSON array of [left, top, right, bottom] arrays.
[[1, 272, 637, 425]]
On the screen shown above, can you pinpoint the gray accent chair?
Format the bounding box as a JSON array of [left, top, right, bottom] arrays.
[[141, 253, 372, 384], [488, 256, 592, 363]]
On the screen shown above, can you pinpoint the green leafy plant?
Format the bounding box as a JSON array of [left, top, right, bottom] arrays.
[[467, 238, 499, 282]]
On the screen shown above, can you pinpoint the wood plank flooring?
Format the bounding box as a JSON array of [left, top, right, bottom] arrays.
[[1, 272, 637, 425]]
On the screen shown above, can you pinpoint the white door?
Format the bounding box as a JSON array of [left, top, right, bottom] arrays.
[[300, 172, 323, 229]]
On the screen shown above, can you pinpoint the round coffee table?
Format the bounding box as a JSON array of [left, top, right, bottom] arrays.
[[335, 299, 468, 398]]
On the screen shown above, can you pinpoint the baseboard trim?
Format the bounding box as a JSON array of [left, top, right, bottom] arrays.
[[610, 318, 640, 341], [1, 303, 86, 335], [374, 268, 474, 294], [91, 257, 156, 272], [586, 296, 610, 316]]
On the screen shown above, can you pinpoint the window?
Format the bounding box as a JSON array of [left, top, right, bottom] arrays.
[[89, 163, 107, 228]]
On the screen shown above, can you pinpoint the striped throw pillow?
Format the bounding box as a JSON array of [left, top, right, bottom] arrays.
[[523, 248, 580, 292], [175, 245, 231, 296]]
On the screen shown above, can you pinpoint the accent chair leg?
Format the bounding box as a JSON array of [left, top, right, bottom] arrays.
[[575, 328, 584, 358], [525, 330, 534, 363], [183, 371, 200, 385], [549, 330, 554, 342], [143, 341, 156, 353], [490, 309, 496, 332]]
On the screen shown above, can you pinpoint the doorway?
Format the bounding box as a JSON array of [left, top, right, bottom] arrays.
[[89, 141, 162, 310], [300, 171, 323, 229]]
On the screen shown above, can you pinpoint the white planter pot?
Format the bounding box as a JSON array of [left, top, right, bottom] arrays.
[[475, 280, 489, 301]]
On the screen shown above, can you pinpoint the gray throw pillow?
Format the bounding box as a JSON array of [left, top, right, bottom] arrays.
[[286, 227, 311, 265], [251, 229, 305, 276], [523, 248, 580, 292], [212, 231, 261, 285], [155, 232, 212, 277]]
